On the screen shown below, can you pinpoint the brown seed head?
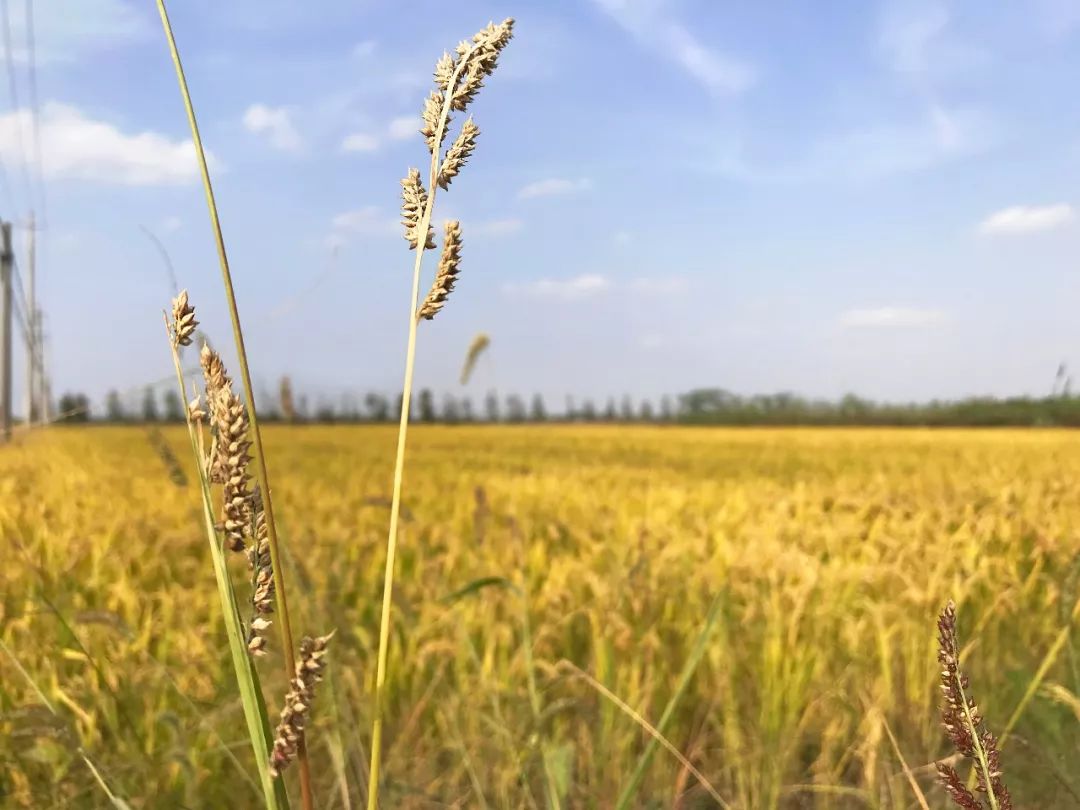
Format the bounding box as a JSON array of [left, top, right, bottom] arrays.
[[451, 18, 514, 112], [269, 632, 335, 778]]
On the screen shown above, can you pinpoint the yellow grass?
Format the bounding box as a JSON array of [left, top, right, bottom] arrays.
[[2, 425, 1079, 807]]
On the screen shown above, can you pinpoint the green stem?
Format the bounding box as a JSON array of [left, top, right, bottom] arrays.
[[154, 3, 310, 806]]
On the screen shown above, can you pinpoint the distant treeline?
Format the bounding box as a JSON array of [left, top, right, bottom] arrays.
[[49, 384, 1080, 427]]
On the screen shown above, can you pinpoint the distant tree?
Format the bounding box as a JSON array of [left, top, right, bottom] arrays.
[[395, 392, 405, 421], [485, 390, 500, 423], [418, 389, 436, 423], [620, 395, 635, 422], [58, 392, 90, 422], [506, 394, 526, 423], [298, 395, 310, 422], [442, 394, 461, 424], [141, 387, 160, 422], [162, 390, 184, 422], [105, 389, 126, 422], [603, 398, 616, 422], [365, 392, 390, 422], [660, 395, 674, 421], [315, 398, 337, 423], [530, 394, 547, 422], [580, 400, 597, 421], [460, 397, 475, 421], [565, 395, 576, 422], [640, 400, 655, 421]]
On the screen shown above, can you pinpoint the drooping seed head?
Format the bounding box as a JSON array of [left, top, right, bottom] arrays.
[[438, 119, 479, 190], [269, 632, 335, 778], [418, 220, 462, 321], [401, 168, 436, 251], [450, 19, 514, 112]]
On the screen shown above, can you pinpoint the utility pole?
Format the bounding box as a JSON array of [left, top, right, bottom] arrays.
[[0, 221, 12, 441], [25, 211, 36, 424]]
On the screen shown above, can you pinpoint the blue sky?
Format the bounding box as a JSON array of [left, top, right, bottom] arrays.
[[3, 0, 1080, 413]]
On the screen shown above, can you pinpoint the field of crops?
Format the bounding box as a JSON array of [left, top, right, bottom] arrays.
[[2, 425, 1079, 808]]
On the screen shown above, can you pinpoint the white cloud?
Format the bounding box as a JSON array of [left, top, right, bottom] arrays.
[[877, 1, 949, 75], [504, 274, 611, 300], [839, 307, 947, 328], [387, 116, 419, 141], [341, 132, 380, 153], [590, 0, 754, 94], [517, 177, 592, 200], [977, 204, 1074, 235], [242, 104, 303, 152], [0, 102, 211, 186]]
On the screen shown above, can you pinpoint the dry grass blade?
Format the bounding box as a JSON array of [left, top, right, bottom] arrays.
[[881, 712, 931, 810], [556, 660, 731, 810]]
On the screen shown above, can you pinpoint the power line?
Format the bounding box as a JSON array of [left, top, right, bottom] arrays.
[[0, 0, 31, 209], [21, 0, 43, 226]]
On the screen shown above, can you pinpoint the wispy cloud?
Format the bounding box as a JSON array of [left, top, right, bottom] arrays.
[[0, 102, 211, 186], [243, 104, 303, 152], [504, 274, 611, 300], [387, 116, 419, 141], [590, 0, 755, 94], [977, 204, 1075, 235], [713, 104, 991, 183], [470, 218, 524, 237], [351, 39, 377, 59], [5, 0, 149, 65], [628, 276, 689, 295], [340, 115, 420, 154], [326, 206, 398, 249], [341, 132, 379, 153], [160, 216, 183, 233], [517, 177, 592, 200], [839, 307, 947, 328]]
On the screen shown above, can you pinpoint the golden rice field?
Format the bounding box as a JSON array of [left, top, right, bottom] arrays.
[[2, 425, 1079, 808]]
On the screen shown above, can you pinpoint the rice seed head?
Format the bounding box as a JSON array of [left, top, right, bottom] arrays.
[[187, 394, 206, 424], [170, 290, 198, 347], [269, 632, 335, 778], [418, 220, 462, 321], [401, 168, 436, 251], [201, 345, 254, 553], [936, 600, 1012, 810], [451, 18, 514, 112], [437, 118, 479, 190]]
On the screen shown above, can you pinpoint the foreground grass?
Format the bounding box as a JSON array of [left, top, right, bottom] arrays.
[[1, 425, 1079, 807]]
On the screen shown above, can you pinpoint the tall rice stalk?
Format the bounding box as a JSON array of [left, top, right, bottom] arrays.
[[366, 20, 515, 809], [153, 2, 312, 807]]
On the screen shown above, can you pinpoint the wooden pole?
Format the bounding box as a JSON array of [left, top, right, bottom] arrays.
[[25, 212, 36, 424], [0, 221, 12, 441]]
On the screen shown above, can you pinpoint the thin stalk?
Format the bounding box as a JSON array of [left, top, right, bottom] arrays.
[[0, 636, 128, 807], [615, 594, 723, 810], [153, 4, 311, 807], [365, 39, 477, 810], [167, 338, 289, 810]]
